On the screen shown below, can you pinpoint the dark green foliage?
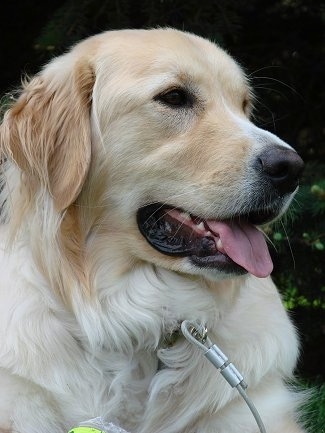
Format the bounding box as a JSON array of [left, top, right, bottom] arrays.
[[34, 0, 243, 53], [300, 382, 325, 432], [266, 160, 325, 382], [268, 166, 325, 309]]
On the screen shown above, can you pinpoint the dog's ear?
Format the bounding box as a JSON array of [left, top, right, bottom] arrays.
[[1, 58, 94, 211]]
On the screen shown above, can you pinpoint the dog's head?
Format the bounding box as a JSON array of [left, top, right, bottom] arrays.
[[1, 29, 303, 287]]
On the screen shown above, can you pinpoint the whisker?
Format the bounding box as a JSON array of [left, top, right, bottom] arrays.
[[251, 97, 277, 131], [253, 86, 291, 99], [252, 76, 304, 100], [248, 65, 282, 77], [263, 230, 278, 253], [280, 219, 296, 269]]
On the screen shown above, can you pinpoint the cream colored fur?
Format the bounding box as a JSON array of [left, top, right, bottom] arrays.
[[0, 29, 305, 433]]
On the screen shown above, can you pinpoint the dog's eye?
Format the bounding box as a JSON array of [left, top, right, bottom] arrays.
[[155, 89, 191, 108], [242, 96, 253, 115], [242, 98, 249, 112]]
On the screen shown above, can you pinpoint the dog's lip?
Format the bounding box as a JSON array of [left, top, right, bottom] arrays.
[[136, 203, 274, 278]]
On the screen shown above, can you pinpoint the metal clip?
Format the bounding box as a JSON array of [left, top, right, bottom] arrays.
[[188, 323, 208, 344]]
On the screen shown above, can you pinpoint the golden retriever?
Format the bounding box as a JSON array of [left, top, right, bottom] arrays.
[[0, 29, 305, 433]]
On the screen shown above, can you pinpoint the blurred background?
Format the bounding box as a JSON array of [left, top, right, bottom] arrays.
[[1, 0, 324, 429]]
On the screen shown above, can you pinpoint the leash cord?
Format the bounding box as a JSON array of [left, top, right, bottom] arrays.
[[181, 320, 267, 433]]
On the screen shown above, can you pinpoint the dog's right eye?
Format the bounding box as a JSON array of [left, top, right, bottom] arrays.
[[155, 88, 192, 108]]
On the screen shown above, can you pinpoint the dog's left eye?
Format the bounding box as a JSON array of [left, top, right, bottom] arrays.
[[242, 96, 253, 115], [155, 88, 191, 108]]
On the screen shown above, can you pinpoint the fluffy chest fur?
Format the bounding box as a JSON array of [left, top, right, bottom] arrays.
[[0, 238, 299, 433]]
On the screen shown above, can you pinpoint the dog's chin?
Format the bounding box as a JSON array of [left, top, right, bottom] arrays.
[[136, 202, 286, 279]]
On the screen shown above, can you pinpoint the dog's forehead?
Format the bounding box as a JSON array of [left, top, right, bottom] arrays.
[[91, 29, 247, 91]]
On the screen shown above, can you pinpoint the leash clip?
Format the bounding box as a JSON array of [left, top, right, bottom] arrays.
[[181, 320, 266, 433], [187, 322, 208, 345]]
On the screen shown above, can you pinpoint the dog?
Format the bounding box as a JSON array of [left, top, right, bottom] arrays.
[[0, 28, 305, 433]]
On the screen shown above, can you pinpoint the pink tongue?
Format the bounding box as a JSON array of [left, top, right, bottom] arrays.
[[206, 220, 273, 278]]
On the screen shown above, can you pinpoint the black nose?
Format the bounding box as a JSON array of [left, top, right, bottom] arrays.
[[257, 146, 304, 195]]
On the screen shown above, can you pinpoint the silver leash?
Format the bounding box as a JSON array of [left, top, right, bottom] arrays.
[[181, 320, 267, 433]]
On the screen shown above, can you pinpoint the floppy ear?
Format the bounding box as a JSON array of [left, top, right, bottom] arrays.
[[1, 58, 94, 211]]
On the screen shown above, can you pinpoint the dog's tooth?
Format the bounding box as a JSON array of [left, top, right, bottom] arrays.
[[180, 212, 191, 221], [216, 238, 225, 252], [197, 222, 205, 231], [206, 231, 212, 236]]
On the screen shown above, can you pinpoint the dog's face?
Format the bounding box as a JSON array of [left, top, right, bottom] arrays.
[[88, 29, 303, 280], [1, 29, 303, 283]]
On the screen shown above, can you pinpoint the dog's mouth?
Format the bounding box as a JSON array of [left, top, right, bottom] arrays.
[[137, 203, 276, 278]]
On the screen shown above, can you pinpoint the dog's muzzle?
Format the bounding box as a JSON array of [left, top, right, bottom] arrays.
[[137, 146, 304, 279]]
